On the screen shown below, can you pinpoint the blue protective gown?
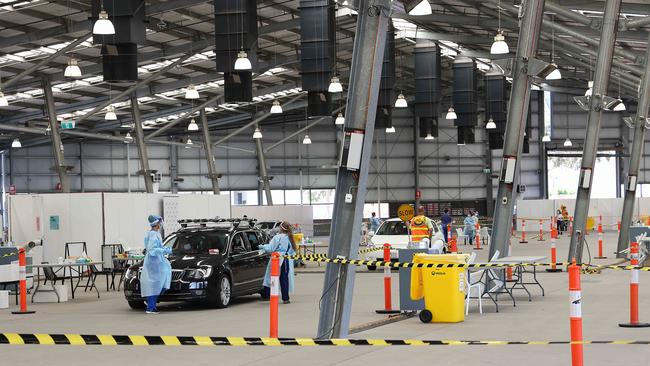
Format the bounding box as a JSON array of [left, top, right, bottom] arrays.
[[140, 230, 172, 297], [464, 215, 477, 238], [260, 233, 295, 293]]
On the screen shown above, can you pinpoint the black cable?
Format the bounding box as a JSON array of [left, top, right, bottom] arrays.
[[582, 235, 592, 267]]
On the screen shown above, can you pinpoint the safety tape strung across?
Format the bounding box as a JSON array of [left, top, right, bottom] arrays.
[[285, 254, 650, 272], [1, 334, 649, 346], [1, 252, 17, 258], [357, 247, 384, 255], [296, 247, 383, 259]]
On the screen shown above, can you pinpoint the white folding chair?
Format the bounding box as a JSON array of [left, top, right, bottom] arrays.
[[480, 227, 490, 247], [466, 270, 484, 315], [456, 228, 467, 245]]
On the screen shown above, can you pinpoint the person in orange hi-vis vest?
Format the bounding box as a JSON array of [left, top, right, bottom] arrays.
[[409, 207, 433, 244]]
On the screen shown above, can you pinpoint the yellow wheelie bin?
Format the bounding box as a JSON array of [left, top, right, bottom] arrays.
[[410, 253, 470, 323]]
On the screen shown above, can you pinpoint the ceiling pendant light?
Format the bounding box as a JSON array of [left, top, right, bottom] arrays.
[[0, 91, 8, 107], [234, 50, 252, 71], [335, 113, 345, 125], [485, 118, 497, 129], [64, 57, 82, 78], [446, 107, 457, 120], [546, 63, 562, 80], [542, 134, 551, 142], [328, 76, 343, 93], [424, 133, 434, 140], [394, 93, 408, 108], [185, 84, 200, 99], [490, 30, 509, 55], [185, 138, 194, 148], [385, 126, 396, 133], [613, 98, 626, 111], [93, 8, 115, 35], [104, 105, 117, 120], [187, 118, 199, 131], [585, 80, 593, 96], [270, 100, 283, 114], [563, 137, 572, 147], [124, 132, 133, 143], [11, 138, 21, 148], [302, 134, 312, 145], [253, 127, 263, 139]]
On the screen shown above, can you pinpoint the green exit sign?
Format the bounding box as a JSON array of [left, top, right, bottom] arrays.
[[60, 120, 75, 129]]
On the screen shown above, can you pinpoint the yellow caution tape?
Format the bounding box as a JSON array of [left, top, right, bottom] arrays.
[[0, 334, 649, 346]]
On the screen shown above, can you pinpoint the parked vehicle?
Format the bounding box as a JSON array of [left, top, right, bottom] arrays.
[[364, 218, 446, 270], [124, 218, 269, 309], [255, 220, 283, 242]]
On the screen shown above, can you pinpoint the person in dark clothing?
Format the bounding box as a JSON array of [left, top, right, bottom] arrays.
[[441, 209, 453, 243]]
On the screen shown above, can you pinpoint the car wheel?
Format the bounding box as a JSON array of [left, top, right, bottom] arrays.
[[366, 265, 377, 271], [128, 300, 146, 310], [208, 275, 232, 308]]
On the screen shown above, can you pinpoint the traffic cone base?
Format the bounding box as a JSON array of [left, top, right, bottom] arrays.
[[11, 310, 35, 314], [594, 256, 608, 259], [619, 322, 650, 328], [546, 268, 563, 273]]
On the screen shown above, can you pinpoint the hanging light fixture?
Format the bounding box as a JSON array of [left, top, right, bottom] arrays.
[[0, 91, 8, 107], [335, 113, 345, 125], [546, 15, 562, 81], [404, 0, 433, 15], [270, 100, 283, 114], [185, 138, 194, 148], [485, 118, 497, 129], [563, 137, 572, 147], [385, 126, 396, 133], [185, 84, 200, 99], [64, 57, 82, 78], [542, 134, 551, 142], [613, 71, 626, 111], [234, 50, 252, 71], [124, 132, 133, 143], [424, 133, 434, 140], [104, 105, 117, 120], [446, 106, 457, 120], [11, 138, 21, 148], [394, 93, 408, 108], [302, 134, 312, 145], [187, 118, 199, 131], [253, 127, 263, 139], [328, 76, 343, 93], [585, 80, 594, 96], [490, 30, 509, 55], [93, 7, 115, 35]]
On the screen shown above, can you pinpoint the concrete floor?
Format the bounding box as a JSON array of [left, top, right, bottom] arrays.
[[2, 231, 650, 365]]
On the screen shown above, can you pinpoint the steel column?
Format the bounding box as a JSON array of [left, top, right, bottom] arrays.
[[568, 0, 622, 263], [414, 116, 421, 210], [146, 94, 223, 140], [485, 143, 494, 217], [200, 109, 220, 195], [489, 0, 546, 261], [537, 91, 547, 199], [170, 144, 179, 194], [316, 0, 390, 339], [254, 123, 272, 205], [617, 33, 650, 258], [42, 79, 70, 193], [130, 94, 154, 193]]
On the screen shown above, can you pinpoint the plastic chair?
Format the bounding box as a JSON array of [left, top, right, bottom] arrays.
[[465, 270, 484, 315], [456, 228, 467, 245], [479, 227, 490, 247]]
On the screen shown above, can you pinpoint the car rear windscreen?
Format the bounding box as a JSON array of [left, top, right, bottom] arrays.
[[375, 221, 408, 235], [165, 230, 229, 254]]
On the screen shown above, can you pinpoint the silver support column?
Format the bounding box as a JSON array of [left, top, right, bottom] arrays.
[[130, 94, 154, 193], [169, 144, 178, 194], [414, 116, 421, 210], [316, 0, 390, 339], [254, 123, 272, 205], [200, 109, 220, 195], [568, 0, 622, 263], [489, 0, 546, 260], [42, 79, 70, 193], [537, 92, 547, 199], [617, 33, 650, 258], [485, 139, 494, 217]]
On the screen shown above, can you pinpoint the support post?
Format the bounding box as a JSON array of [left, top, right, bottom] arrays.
[[254, 123, 272, 205], [130, 94, 154, 193], [489, 0, 546, 260], [537, 91, 547, 199], [617, 33, 650, 258], [316, 0, 389, 339], [200, 109, 220, 195], [414, 116, 421, 211], [42, 79, 70, 193], [568, 0, 622, 263], [485, 133, 493, 217], [169, 144, 178, 194]]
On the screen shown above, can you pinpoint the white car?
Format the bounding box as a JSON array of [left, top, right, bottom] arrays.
[[364, 218, 446, 270]]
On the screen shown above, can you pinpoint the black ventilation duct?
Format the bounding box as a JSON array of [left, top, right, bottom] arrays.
[[485, 73, 508, 149], [92, 0, 146, 83], [214, 0, 258, 102], [414, 40, 441, 137], [452, 56, 477, 144], [300, 0, 336, 116], [376, 25, 395, 130]]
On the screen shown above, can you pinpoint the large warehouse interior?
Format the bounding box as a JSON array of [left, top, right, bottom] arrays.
[[1, 0, 650, 365]]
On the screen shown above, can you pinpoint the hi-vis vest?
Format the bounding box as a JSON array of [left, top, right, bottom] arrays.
[[410, 215, 430, 242]]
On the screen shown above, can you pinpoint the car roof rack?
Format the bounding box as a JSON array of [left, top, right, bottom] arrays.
[[178, 217, 258, 229]]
